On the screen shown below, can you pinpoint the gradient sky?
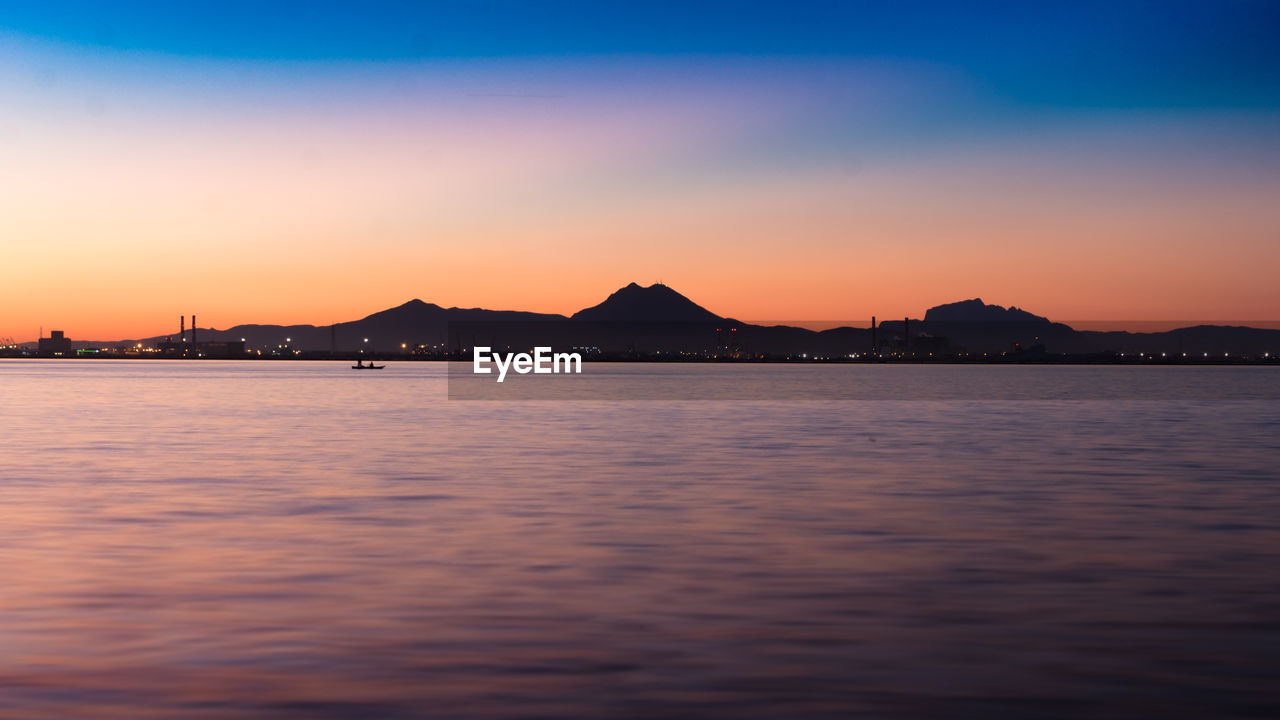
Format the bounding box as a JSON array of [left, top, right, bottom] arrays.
[[2, 1, 1279, 340]]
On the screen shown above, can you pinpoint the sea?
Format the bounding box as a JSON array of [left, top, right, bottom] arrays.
[[1, 359, 1278, 719]]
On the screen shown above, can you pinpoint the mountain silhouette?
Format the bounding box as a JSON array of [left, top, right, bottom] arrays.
[[348, 298, 562, 336], [571, 283, 723, 322], [106, 282, 1278, 358], [145, 299, 567, 352], [924, 298, 1050, 323]]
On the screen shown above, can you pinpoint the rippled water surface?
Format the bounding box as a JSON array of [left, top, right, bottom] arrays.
[[2, 360, 1278, 718]]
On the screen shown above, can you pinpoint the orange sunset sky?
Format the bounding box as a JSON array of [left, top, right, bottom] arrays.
[[3, 5, 1279, 341]]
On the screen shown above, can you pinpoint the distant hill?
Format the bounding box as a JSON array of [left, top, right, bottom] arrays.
[[80, 282, 1275, 359], [137, 299, 566, 353], [924, 298, 1050, 323], [571, 283, 723, 322]]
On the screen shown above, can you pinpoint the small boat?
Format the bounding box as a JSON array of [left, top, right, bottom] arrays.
[[352, 361, 385, 370]]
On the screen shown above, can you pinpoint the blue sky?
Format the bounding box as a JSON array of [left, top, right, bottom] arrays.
[[2, 0, 1278, 108]]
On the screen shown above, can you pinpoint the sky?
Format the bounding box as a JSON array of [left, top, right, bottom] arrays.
[[2, 0, 1279, 340]]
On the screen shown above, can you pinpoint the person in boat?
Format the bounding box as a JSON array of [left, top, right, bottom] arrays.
[[355, 360, 363, 368]]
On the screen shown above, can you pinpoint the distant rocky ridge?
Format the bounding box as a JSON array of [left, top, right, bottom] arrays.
[[923, 298, 1049, 324]]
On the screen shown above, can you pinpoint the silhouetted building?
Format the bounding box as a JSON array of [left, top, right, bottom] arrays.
[[158, 337, 191, 356], [38, 330, 72, 356], [194, 340, 246, 358], [911, 334, 950, 353]]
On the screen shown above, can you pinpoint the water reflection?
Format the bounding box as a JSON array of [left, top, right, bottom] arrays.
[[0, 360, 1277, 718]]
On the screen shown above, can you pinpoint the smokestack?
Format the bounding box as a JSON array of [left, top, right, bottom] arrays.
[[904, 317, 910, 350], [871, 316, 877, 355], [180, 316, 185, 343], [191, 315, 197, 346]]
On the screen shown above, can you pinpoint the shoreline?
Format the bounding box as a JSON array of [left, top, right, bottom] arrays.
[[3, 354, 1277, 366]]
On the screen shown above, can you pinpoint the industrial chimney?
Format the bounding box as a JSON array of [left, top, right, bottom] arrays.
[[191, 315, 197, 346], [180, 316, 185, 343]]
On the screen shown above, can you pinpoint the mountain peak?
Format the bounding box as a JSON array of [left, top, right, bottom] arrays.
[[357, 298, 444, 323], [572, 282, 722, 322]]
